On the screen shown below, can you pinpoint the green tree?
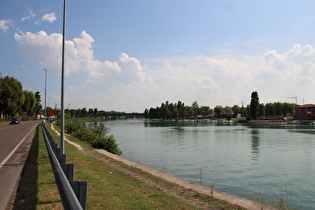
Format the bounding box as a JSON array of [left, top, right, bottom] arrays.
[[223, 106, 232, 120], [22, 91, 37, 116], [190, 101, 199, 118], [34, 91, 42, 117], [169, 103, 179, 119], [144, 108, 149, 118], [81, 108, 88, 118], [177, 101, 186, 119], [94, 108, 98, 118], [0, 76, 3, 119], [184, 105, 191, 118], [274, 102, 283, 116], [250, 91, 259, 119], [265, 103, 275, 116], [259, 103, 265, 117], [22, 90, 31, 115], [164, 101, 171, 119], [79, 109, 84, 117], [88, 108, 93, 117], [0, 76, 24, 118], [29, 92, 36, 115], [214, 105, 223, 118], [232, 105, 241, 118]]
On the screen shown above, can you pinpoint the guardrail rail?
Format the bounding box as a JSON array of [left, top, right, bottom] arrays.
[[41, 122, 87, 210]]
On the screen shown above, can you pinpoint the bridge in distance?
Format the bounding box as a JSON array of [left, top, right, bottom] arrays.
[[94, 112, 144, 119]]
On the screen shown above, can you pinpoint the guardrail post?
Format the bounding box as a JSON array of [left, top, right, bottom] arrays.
[[41, 122, 87, 210], [61, 163, 74, 181], [70, 181, 88, 210]]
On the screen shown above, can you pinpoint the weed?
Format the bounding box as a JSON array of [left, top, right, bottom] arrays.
[[210, 182, 215, 196], [248, 187, 300, 210]]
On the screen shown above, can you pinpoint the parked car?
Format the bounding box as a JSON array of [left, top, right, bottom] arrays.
[[9, 118, 20, 124]]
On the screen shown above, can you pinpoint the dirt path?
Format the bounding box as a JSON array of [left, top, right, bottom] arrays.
[[50, 123, 275, 210]]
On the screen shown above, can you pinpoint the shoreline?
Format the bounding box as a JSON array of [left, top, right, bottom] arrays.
[[51, 122, 276, 209], [95, 149, 276, 210]]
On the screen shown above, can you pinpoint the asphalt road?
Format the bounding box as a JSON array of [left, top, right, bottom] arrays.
[[0, 120, 40, 210]]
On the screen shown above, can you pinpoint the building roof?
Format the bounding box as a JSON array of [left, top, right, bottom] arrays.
[[295, 104, 315, 109]]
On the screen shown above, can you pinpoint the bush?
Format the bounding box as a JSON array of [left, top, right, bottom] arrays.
[[65, 119, 82, 134], [63, 119, 121, 155], [92, 135, 122, 155]]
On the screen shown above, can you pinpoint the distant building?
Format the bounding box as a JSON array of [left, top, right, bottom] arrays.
[[294, 104, 315, 120]]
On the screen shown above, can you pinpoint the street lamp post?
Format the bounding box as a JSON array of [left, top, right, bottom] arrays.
[[43, 68, 47, 121], [60, 0, 66, 154]]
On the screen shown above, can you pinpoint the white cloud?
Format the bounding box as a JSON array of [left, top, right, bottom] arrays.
[[21, 10, 36, 21], [13, 30, 152, 85], [0, 19, 12, 32], [117, 53, 149, 83], [42, 13, 57, 23], [13, 29, 315, 111]]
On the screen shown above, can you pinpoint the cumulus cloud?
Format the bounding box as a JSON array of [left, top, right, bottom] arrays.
[[14, 31, 63, 72], [13, 29, 315, 111], [0, 19, 12, 32], [140, 44, 315, 109], [13, 30, 149, 82], [264, 44, 315, 81], [42, 13, 57, 23], [117, 53, 148, 83]]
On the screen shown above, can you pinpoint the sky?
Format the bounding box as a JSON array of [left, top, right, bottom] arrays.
[[1, 0, 315, 112]]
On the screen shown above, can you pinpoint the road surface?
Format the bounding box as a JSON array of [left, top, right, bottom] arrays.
[[0, 121, 40, 210]]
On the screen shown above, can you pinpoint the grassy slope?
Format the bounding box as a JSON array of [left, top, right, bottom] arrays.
[[14, 123, 244, 209]]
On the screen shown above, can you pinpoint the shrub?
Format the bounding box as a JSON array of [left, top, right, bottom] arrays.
[[65, 119, 82, 134], [92, 135, 122, 155], [63, 119, 121, 155]]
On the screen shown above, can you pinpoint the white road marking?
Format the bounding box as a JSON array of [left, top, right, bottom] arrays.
[[0, 124, 37, 170]]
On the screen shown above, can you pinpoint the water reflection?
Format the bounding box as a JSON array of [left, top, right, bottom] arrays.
[[250, 129, 260, 163], [99, 119, 314, 209]]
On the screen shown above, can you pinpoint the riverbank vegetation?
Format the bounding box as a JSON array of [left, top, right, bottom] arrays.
[[55, 118, 122, 155], [143, 97, 296, 121], [44, 123, 245, 209]]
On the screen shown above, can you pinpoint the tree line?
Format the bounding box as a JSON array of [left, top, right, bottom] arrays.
[[0, 75, 42, 119], [62, 108, 130, 118], [144, 92, 296, 120]]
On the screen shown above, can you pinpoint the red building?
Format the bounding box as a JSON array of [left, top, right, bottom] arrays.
[[294, 104, 315, 120]]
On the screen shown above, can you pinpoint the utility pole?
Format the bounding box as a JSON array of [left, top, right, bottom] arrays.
[[287, 96, 298, 105], [60, 0, 66, 155], [43, 69, 47, 121], [242, 101, 244, 118]]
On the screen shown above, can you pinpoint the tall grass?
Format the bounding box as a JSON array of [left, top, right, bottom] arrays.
[[249, 187, 300, 210]]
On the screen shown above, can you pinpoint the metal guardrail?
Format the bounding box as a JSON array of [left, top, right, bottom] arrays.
[[41, 122, 87, 210]]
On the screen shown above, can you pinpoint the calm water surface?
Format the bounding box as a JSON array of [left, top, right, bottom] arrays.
[[100, 119, 315, 209]]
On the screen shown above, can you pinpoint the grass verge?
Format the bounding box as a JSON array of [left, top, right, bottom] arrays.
[[14, 123, 244, 209], [12, 125, 62, 209], [48, 123, 244, 209]]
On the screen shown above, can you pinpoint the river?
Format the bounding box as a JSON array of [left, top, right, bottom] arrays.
[[96, 119, 315, 209]]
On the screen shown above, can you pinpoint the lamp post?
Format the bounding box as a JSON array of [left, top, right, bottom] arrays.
[[43, 68, 47, 121], [60, 0, 66, 154]]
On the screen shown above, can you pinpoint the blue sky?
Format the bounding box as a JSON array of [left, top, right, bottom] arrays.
[[1, 0, 315, 112]]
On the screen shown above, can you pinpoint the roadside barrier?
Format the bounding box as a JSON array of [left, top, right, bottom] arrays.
[[41, 122, 87, 210]]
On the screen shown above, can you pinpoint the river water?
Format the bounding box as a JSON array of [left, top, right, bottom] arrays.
[[98, 119, 315, 209]]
